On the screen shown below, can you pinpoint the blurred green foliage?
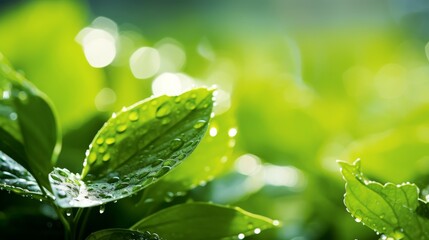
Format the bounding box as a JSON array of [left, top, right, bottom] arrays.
[[1, 0, 429, 239]]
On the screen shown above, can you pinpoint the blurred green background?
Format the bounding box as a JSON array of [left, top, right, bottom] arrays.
[[2, 0, 429, 239]]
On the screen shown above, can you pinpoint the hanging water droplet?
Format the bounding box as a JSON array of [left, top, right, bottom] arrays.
[[254, 228, 261, 234], [170, 138, 184, 150], [99, 205, 105, 214], [156, 102, 172, 118], [96, 137, 104, 145], [193, 120, 207, 129], [354, 210, 363, 223], [129, 111, 139, 121], [105, 137, 116, 145], [238, 233, 245, 239], [116, 124, 127, 133], [65, 209, 72, 217], [185, 99, 196, 110]]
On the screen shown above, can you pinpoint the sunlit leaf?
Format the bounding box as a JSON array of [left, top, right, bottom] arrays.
[[342, 124, 429, 183], [339, 159, 429, 239], [0, 151, 45, 199], [131, 202, 278, 240], [141, 109, 236, 204], [50, 88, 213, 208], [85, 229, 163, 240], [0, 1, 104, 129], [0, 54, 60, 190]]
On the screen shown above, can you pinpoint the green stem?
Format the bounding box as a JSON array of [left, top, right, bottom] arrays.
[[78, 208, 92, 240], [54, 206, 72, 240]]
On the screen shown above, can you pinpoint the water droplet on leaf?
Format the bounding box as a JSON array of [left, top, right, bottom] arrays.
[[170, 138, 184, 151], [129, 111, 139, 121], [193, 120, 207, 129], [156, 102, 172, 118], [185, 99, 196, 110], [116, 124, 127, 133], [105, 137, 116, 145]]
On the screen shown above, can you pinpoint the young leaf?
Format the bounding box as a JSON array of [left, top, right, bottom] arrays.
[[0, 54, 61, 191], [50, 88, 213, 208], [86, 229, 163, 240], [339, 159, 429, 239], [0, 150, 45, 199], [140, 110, 236, 204], [130, 202, 278, 240]]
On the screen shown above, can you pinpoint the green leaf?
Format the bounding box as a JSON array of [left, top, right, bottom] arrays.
[[0, 151, 45, 199], [0, 1, 104, 129], [86, 229, 163, 240], [141, 108, 236, 203], [0, 54, 61, 191], [131, 202, 278, 240], [338, 159, 429, 239], [50, 88, 213, 208]]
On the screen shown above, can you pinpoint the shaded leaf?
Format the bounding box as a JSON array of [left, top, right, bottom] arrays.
[[339, 159, 429, 239], [131, 202, 278, 240], [86, 229, 163, 240], [51, 88, 213, 208], [0, 151, 45, 199], [0, 54, 61, 190]]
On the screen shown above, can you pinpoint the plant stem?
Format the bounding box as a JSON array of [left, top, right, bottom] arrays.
[[54, 206, 72, 240], [78, 208, 92, 240]]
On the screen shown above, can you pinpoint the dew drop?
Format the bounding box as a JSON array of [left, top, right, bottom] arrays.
[[193, 120, 207, 129], [156, 102, 172, 118], [272, 220, 280, 226], [98, 146, 106, 154], [155, 166, 171, 177], [254, 228, 261, 234], [88, 152, 97, 164], [116, 124, 128, 133], [107, 176, 120, 183], [161, 117, 171, 125], [170, 138, 184, 150], [102, 153, 111, 162], [105, 137, 116, 145], [96, 138, 104, 145], [51, 174, 61, 182], [162, 159, 177, 167], [238, 233, 245, 239], [185, 99, 196, 110], [129, 111, 139, 121], [99, 205, 105, 214], [392, 228, 404, 239], [115, 182, 129, 190], [175, 96, 181, 103], [58, 190, 67, 198]]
